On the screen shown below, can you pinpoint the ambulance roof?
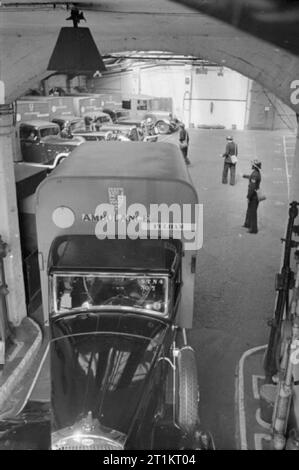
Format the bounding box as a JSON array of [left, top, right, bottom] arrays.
[[52, 115, 83, 122], [45, 142, 193, 186]]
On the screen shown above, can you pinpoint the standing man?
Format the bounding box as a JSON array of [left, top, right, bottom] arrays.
[[179, 123, 191, 165], [242, 159, 262, 234], [222, 136, 238, 185]]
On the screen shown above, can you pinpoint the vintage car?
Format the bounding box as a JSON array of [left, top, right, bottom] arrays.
[[121, 95, 179, 134], [143, 112, 181, 135], [17, 121, 85, 165], [51, 115, 86, 135], [100, 123, 158, 143], [81, 111, 113, 130], [34, 142, 214, 450]]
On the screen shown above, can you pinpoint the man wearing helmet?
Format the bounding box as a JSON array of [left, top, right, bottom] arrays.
[[222, 136, 238, 185], [242, 159, 262, 234]]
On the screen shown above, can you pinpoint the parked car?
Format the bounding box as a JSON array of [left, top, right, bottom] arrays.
[[51, 115, 85, 136], [17, 121, 85, 165], [143, 112, 182, 134], [82, 111, 113, 130]]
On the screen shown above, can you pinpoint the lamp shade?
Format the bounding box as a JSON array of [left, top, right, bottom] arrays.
[[47, 27, 106, 73]]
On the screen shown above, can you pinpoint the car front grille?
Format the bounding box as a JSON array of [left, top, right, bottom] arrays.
[[53, 436, 123, 451]]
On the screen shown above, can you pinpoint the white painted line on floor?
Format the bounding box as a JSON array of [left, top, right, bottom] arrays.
[[237, 344, 267, 450], [254, 433, 272, 450], [252, 374, 265, 400], [7, 341, 23, 362], [255, 408, 271, 430], [273, 168, 283, 171], [273, 181, 284, 184], [274, 150, 281, 153]]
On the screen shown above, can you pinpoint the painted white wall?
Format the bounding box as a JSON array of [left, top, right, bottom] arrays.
[[95, 71, 138, 95], [139, 65, 189, 119], [93, 64, 251, 129], [190, 67, 250, 129]]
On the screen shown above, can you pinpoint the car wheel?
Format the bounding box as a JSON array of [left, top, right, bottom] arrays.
[[176, 347, 199, 434], [156, 120, 170, 134]]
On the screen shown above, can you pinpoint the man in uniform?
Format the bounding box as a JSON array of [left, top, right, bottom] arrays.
[[222, 136, 238, 185], [242, 159, 262, 234], [179, 123, 190, 165]]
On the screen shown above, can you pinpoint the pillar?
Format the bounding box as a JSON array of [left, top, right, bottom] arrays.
[[0, 104, 27, 326]]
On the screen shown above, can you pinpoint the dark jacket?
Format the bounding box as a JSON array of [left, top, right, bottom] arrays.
[[223, 141, 238, 164], [179, 127, 189, 145], [244, 169, 261, 200]]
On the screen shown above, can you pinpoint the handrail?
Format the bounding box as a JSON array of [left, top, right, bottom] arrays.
[[264, 201, 299, 383], [271, 247, 299, 449]]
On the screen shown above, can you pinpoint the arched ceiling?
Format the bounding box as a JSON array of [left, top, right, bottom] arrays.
[[1, 0, 299, 112]]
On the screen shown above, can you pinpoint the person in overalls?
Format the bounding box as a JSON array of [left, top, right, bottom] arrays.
[[222, 136, 238, 185], [242, 159, 262, 234]]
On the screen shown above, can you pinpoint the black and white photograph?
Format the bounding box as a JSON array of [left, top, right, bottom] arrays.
[[0, 0, 299, 453]]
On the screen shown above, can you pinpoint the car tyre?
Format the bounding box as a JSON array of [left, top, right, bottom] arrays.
[[176, 347, 199, 434]]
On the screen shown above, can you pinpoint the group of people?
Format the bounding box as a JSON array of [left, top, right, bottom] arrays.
[[221, 135, 263, 234], [179, 128, 263, 234]]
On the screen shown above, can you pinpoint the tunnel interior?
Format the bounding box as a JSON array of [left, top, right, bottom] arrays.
[[0, 0, 299, 450]]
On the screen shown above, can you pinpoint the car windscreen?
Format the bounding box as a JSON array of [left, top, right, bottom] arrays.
[[52, 273, 169, 316], [20, 126, 38, 140], [40, 127, 60, 138]]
